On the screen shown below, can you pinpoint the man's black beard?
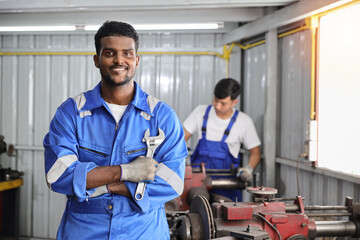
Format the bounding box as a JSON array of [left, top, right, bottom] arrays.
[[102, 74, 133, 87]]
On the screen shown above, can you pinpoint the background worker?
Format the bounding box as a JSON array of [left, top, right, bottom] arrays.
[[43, 21, 187, 239], [183, 78, 261, 202]]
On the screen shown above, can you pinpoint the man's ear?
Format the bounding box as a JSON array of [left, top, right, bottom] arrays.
[[135, 55, 140, 68], [93, 55, 99, 68], [232, 99, 239, 106]]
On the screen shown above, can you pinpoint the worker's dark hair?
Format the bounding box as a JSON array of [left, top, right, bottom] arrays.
[[94, 21, 139, 55], [214, 78, 241, 100]]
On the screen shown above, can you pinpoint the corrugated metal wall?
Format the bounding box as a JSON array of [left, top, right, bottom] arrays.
[[0, 32, 226, 239], [243, 43, 266, 144], [242, 29, 359, 208], [277, 31, 360, 205], [278, 30, 311, 160], [277, 30, 359, 207], [242, 43, 266, 202]]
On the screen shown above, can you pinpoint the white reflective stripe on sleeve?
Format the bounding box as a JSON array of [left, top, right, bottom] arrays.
[[90, 185, 108, 198], [156, 163, 184, 195], [46, 155, 78, 187]]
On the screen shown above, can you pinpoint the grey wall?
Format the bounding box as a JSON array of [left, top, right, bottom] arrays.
[[0, 32, 226, 239], [278, 30, 311, 160]]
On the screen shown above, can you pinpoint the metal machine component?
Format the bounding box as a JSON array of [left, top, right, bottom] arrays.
[[0, 135, 14, 157], [0, 167, 24, 181], [188, 195, 216, 239], [168, 187, 360, 239], [0, 135, 22, 181], [134, 128, 165, 201], [0, 135, 6, 154], [166, 163, 248, 211]]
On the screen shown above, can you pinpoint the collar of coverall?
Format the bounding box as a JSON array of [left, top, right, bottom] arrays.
[[79, 81, 154, 117]]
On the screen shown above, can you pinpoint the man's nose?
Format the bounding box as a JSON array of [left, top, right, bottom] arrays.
[[114, 54, 125, 64]]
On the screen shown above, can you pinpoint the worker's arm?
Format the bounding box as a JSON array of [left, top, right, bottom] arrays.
[[86, 165, 121, 189], [247, 145, 261, 169], [86, 156, 158, 198], [89, 180, 132, 198], [183, 105, 203, 142], [107, 182, 131, 197], [86, 156, 158, 189], [183, 127, 193, 142]]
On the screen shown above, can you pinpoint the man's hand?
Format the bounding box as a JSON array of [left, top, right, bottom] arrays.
[[236, 165, 253, 183], [120, 156, 158, 182]]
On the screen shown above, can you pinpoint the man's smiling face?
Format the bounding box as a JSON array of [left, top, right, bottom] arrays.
[[94, 35, 139, 87]]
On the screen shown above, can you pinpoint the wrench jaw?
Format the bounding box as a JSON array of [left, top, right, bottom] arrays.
[[142, 129, 165, 158], [142, 129, 150, 140], [142, 129, 165, 143]]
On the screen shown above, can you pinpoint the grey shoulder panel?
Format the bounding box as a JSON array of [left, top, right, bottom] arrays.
[[72, 93, 92, 118], [72, 93, 86, 111], [147, 95, 160, 113], [140, 95, 160, 120]]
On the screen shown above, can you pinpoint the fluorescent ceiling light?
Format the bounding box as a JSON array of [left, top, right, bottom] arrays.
[[134, 23, 221, 30], [85, 23, 222, 31], [0, 23, 222, 32], [0, 26, 76, 32]]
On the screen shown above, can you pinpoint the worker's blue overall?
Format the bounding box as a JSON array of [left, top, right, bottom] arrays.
[[191, 105, 242, 201], [44, 82, 187, 240]]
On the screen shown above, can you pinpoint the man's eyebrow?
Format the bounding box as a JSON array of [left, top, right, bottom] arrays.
[[102, 48, 135, 52], [102, 48, 114, 51]]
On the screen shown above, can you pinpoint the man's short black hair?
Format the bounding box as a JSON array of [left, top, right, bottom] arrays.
[[214, 78, 241, 100], [94, 21, 139, 55]]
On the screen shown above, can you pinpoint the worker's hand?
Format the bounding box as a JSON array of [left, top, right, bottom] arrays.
[[236, 165, 253, 183], [120, 156, 158, 182]]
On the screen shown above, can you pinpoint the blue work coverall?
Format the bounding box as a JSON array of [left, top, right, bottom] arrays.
[[191, 105, 241, 201], [44, 82, 187, 240]]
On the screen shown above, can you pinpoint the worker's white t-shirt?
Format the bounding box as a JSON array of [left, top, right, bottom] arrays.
[[106, 102, 128, 123], [183, 105, 261, 158]]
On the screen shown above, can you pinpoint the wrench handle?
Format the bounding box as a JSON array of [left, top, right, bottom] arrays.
[[134, 150, 152, 200], [134, 149, 152, 201], [135, 182, 146, 200], [135, 142, 156, 200], [134, 128, 165, 201], [145, 148, 155, 158]]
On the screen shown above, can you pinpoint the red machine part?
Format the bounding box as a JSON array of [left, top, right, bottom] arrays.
[[168, 187, 360, 240], [173, 164, 211, 211], [213, 196, 316, 239], [167, 163, 246, 211]]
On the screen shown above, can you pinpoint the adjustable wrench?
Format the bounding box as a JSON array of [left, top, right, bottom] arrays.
[[134, 128, 165, 200]]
